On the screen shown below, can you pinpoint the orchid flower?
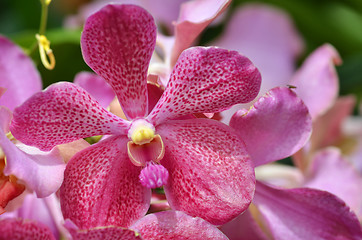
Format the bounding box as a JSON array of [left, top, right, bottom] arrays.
[[10, 4, 261, 229], [0, 36, 66, 213]]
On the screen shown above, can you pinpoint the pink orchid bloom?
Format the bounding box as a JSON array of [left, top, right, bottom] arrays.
[[0, 36, 65, 213], [65, 210, 228, 239], [10, 4, 261, 228], [219, 51, 362, 238]]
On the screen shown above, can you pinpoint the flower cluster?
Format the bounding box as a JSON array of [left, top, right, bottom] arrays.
[[0, 1, 361, 240]]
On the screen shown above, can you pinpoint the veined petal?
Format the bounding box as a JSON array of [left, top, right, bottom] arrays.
[[0, 107, 65, 198], [0, 218, 55, 240], [64, 219, 142, 240], [73, 71, 115, 108], [304, 148, 362, 219], [10, 82, 129, 151], [131, 210, 228, 239], [60, 136, 151, 229], [81, 4, 156, 120], [170, 0, 231, 66], [148, 47, 261, 125], [290, 44, 341, 119], [157, 119, 255, 225], [0, 36, 42, 111], [230, 87, 312, 167], [253, 181, 362, 240]]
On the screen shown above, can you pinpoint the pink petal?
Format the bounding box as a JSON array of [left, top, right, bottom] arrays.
[[253, 181, 362, 240], [131, 210, 228, 239], [148, 47, 261, 125], [0, 218, 55, 240], [81, 4, 156, 120], [10, 82, 129, 151], [64, 219, 142, 240], [0, 107, 65, 198], [170, 0, 231, 66], [73, 71, 115, 108], [60, 135, 151, 229], [157, 119, 255, 225], [290, 44, 341, 119], [212, 4, 304, 101], [310, 95, 356, 151], [220, 208, 269, 240], [0, 36, 42, 111], [230, 87, 312, 167], [304, 148, 362, 219]]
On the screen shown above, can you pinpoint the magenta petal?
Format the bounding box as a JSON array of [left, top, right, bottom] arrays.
[[170, 0, 231, 66], [230, 87, 312, 167], [0, 36, 42, 111], [0, 218, 55, 240], [81, 4, 157, 120], [220, 208, 269, 240], [0, 107, 65, 197], [304, 148, 362, 218], [148, 47, 261, 125], [157, 119, 255, 225], [290, 44, 341, 119], [10, 82, 129, 151], [253, 181, 362, 240], [131, 210, 228, 239], [64, 219, 142, 240], [73, 71, 115, 108], [212, 4, 303, 99], [60, 136, 151, 229]]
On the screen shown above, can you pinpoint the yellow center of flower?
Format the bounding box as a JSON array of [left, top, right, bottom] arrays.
[[131, 126, 155, 145]]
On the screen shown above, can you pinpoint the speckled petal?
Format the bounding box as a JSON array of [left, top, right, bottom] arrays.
[[148, 47, 261, 125], [0, 107, 65, 198], [170, 0, 231, 66], [131, 210, 228, 239], [10, 82, 129, 151], [230, 87, 312, 167], [290, 44, 341, 119], [304, 148, 362, 219], [65, 219, 142, 240], [157, 119, 255, 225], [73, 71, 115, 108], [0, 218, 55, 240], [81, 4, 157, 120], [60, 135, 151, 229], [253, 181, 362, 240], [0, 36, 42, 111]]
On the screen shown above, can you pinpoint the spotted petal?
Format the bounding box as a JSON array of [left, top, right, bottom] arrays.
[[253, 181, 362, 240], [290, 44, 341, 119], [131, 210, 228, 239], [10, 82, 129, 151], [0, 36, 42, 111], [170, 0, 231, 66], [148, 47, 261, 125], [81, 4, 157, 120], [230, 87, 312, 167], [157, 119, 255, 225], [60, 136, 151, 229], [0, 107, 65, 198], [64, 219, 142, 240], [0, 218, 55, 240]]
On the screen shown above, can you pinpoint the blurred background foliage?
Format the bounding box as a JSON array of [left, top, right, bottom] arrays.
[[0, 0, 361, 110]]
